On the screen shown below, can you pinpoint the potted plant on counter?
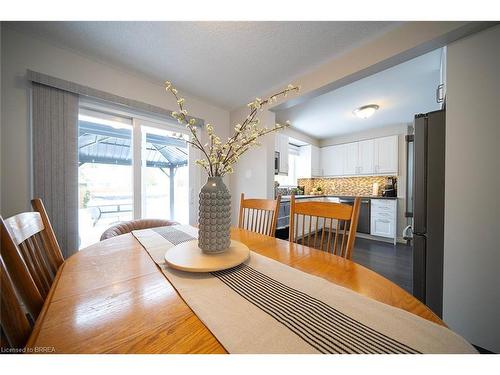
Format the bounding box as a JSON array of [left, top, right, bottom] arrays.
[[165, 81, 299, 253], [311, 186, 323, 195]]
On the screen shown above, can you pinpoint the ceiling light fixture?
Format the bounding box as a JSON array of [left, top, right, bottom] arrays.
[[353, 104, 379, 119]]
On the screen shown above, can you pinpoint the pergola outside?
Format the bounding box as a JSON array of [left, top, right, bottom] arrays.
[[78, 120, 188, 220]]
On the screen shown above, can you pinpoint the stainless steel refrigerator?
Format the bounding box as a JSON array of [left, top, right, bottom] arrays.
[[411, 109, 446, 317]]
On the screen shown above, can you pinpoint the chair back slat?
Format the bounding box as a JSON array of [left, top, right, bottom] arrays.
[[0, 255, 33, 349], [289, 196, 361, 260], [238, 193, 281, 237], [17, 237, 53, 298], [27, 237, 53, 295], [17, 241, 49, 297], [3, 212, 44, 245], [31, 198, 65, 269]]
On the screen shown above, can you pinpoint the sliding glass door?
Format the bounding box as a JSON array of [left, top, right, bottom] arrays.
[[141, 124, 189, 224], [78, 108, 189, 249]]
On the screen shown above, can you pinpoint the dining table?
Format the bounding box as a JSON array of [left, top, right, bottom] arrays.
[[26, 227, 444, 353]]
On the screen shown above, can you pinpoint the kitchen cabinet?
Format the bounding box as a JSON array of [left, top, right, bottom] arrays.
[[320, 146, 332, 176], [296, 145, 322, 178], [310, 145, 322, 177], [321, 144, 345, 176], [320, 135, 397, 177], [370, 199, 397, 244], [275, 134, 289, 175], [373, 135, 398, 174], [344, 142, 358, 175], [357, 139, 374, 175]]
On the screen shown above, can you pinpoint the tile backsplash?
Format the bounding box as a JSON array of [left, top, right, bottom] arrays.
[[298, 176, 395, 196]]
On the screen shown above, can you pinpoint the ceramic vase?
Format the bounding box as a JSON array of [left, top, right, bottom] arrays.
[[198, 176, 231, 253]]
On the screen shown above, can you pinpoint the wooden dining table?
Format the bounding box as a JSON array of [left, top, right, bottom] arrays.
[[26, 227, 443, 353]]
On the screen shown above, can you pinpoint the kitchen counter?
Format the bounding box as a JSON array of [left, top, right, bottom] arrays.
[[279, 194, 397, 202]]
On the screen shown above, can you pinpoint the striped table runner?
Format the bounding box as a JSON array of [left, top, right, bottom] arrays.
[[132, 225, 476, 354]]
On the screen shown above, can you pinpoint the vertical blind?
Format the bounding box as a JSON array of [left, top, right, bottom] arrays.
[[32, 83, 79, 258]]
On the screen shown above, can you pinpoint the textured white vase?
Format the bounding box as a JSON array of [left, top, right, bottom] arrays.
[[198, 177, 231, 253]]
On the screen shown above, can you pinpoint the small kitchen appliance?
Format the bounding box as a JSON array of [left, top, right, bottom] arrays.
[[381, 177, 397, 197]]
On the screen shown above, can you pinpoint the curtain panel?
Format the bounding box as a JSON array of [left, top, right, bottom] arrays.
[[32, 83, 79, 258]]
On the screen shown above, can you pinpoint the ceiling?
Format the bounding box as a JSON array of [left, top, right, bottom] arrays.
[[8, 21, 400, 109], [276, 49, 442, 139]]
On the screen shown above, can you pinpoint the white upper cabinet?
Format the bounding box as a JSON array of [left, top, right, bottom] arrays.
[[321, 144, 345, 176], [310, 145, 322, 177], [320, 146, 333, 176], [331, 144, 345, 176], [343, 142, 358, 175], [357, 139, 374, 175], [275, 134, 289, 175], [296, 144, 322, 178], [320, 135, 398, 177], [373, 135, 398, 175]]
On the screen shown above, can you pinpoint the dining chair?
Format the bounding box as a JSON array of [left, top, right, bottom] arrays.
[[100, 219, 179, 241], [0, 221, 45, 321], [1, 199, 65, 303], [289, 196, 361, 259], [238, 193, 281, 237], [0, 254, 33, 349]]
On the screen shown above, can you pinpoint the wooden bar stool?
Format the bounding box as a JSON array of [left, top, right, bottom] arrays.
[[238, 193, 281, 237]]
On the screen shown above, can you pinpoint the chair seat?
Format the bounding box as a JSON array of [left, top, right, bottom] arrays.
[[100, 219, 179, 241]]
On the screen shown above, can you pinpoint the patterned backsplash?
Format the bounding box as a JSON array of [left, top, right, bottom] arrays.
[[297, 176, 396, 196]]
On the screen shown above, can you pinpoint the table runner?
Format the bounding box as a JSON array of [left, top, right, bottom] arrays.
[[132, 225, 476, 354]]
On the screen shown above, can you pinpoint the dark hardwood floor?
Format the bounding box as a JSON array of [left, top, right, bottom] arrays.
[[276, 227, 413, 293], [352, 237, 413, 293]]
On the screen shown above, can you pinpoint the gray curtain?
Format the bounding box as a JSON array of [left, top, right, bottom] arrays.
[[32, 83, 79, 258]]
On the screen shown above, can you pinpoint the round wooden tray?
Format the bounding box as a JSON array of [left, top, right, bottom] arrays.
[[164, 239, 250, 273]]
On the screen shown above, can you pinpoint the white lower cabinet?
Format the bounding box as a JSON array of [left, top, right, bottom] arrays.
[[370, 199, 397, 243]]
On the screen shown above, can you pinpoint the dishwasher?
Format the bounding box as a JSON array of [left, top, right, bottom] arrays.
[[338, 198, 371, 234]]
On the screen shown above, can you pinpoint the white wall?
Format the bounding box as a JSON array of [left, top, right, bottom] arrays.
[[320, 124, 409, 242], [0, 26, 230, 223], [443, 25, 500, 352], [229, 106, 276, 225]]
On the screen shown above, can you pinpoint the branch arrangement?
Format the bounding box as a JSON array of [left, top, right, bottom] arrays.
[[165, 81, 299, 177]]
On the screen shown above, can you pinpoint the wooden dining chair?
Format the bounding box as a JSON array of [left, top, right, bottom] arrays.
[[238, 193, 281, 237], [0, 254, 33, 349], [1, 198, 65, 304], [0, 217, 45, 321], [289, 196, 361, 259]]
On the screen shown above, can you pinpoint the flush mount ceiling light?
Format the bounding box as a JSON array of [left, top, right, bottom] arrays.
[[353, 104, 379, 119]]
